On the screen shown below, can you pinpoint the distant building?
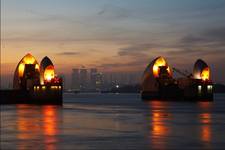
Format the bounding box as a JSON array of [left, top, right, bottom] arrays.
[[96, 72, 103, 91], [90, 68, 97, 90], [79, 68, 88, 91], [71, 68, 80, 90], [58, 74, 66, 90]]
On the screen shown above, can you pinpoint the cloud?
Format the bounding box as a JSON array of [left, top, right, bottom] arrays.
[[180, 26, 225, 46], [27, 9, 85, 25], [111, 26, 225, 74], [98, 58, 148, 71], [111, 43, 157, 70], [114, 26, 225, 61], [162, 26, 225, 57], [118, 43, 158, 56], [203, 27, 225, 43], [97, 4, 130, 19], [165, 48, 225, 58], [56, 52, 80, 56], [180, 35, 209, 44]]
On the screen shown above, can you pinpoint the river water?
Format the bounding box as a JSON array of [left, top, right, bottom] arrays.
[[1, 93, 225, 149]]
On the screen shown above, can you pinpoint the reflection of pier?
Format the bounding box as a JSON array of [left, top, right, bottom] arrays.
[[148, 101, 171, 149], [200, 113, 211, 142], [147, 100, 213, 149], [16, 105, 61, 150], [198, 102, 212, 148]]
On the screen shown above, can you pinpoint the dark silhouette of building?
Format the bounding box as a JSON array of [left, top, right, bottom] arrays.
[[96, 72, 103, 91], [71, 68, 80, 90], [79, 67, 88, 91], [90, 68, 97, 90]]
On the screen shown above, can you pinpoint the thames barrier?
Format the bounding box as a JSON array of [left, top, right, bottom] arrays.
[[1, 54, 214, 104], [141, 56, 213, 101], [1, 53, 63, 104]]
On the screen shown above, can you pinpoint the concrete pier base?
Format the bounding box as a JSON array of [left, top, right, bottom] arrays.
[[0, 89, 62, 105]]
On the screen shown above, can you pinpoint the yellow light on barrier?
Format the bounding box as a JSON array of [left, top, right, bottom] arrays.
[[22, 53, 36, 64], [35, 64, 39, 70], [152, 57, 171, 77], [201, 67, 210, 81], [18, 63, 25, 77], [42, 86, 46, 90], [44, 65, 55, 82], [17, 53, 40, 77], [37, 86, 40, 90]]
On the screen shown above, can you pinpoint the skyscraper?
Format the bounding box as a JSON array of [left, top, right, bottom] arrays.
[[58, 74, 66, 90], [79, 68, 88, 91], [71, 68, 80, 90], [96, 72, 103, 91], [90, 68, 97, 91]]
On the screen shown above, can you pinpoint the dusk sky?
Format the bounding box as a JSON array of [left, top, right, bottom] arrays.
[[1, 0, 225, 87]]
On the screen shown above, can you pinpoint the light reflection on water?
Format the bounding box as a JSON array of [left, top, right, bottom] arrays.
[[198, 102, 212, 149], [146, 101, 215, 149], [148, 101, 170, 149], [15, 105, 61, 150], [1, 93, 225, 149]]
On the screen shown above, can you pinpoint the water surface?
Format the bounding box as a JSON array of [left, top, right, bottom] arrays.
[[1, 93, 225, 149]]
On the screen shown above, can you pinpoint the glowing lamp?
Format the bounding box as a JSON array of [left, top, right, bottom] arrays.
[[35, 64, 39, 70], [44, 65, 55, 82], [201, 67, 210, 81]]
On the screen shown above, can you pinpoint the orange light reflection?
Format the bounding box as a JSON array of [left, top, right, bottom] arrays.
[[148, 101, 170, 149], [198, 102, 212, 143], [16, 105, 59, 150], [42, 106, 58, 136]]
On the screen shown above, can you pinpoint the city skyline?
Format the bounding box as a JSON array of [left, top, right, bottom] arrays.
[[1, 0, 225, 88]]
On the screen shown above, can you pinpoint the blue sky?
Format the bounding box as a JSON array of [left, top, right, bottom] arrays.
[[1, 0, 225, 86]]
